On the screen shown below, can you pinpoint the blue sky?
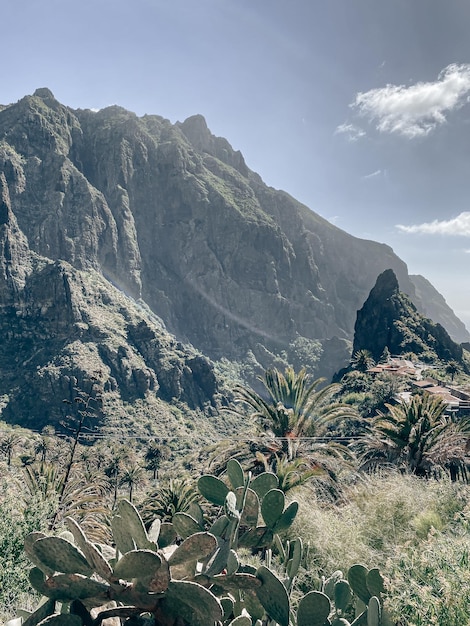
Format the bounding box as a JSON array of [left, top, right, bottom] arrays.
[[3, 0, 470, 328]]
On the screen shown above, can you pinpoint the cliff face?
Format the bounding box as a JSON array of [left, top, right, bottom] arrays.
[[0, 89, 467, 429], [353, 269, 464, 363], [0, 128, 226, 434]]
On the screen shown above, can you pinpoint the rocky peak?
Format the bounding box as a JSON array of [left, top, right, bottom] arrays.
[[178, 114, 249, 176], [1, 89, 80, 159], [33, 87, 57, 103], [353, 269, 464, 364], [371, 267, 399, 298]]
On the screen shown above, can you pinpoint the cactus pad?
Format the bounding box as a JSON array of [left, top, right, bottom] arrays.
[[172, 512, 203, 538], [367, 596, 381, 626], [113, 549, 162, 581], [297, 590, 331, 626], [273, 500, 299, 533], [348, 564, 371, 605], [198, 474, 230, 505], [168, 532, 217, 566], [334, 579, 353, 613], [162, 580, 223, 626], [236, 487, 259, 527], [32, 537, 92, 576], [117, 500, 154, 550], [250, 472, 278, 499], [227, 458, 245, 489], [261, 489, 285, 528], [255, 565, 290, 626], [224, 491, 240, 521], [366, 568, 386, 598]]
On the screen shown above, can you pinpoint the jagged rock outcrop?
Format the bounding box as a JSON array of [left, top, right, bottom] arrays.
[[0, 89, 468, 430], [353, 269, 464, 363]]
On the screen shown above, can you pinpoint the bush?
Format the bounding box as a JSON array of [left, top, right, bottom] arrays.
[[0, 470, 56, 621]]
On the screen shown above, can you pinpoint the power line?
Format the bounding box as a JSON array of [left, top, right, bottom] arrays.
[[0, 428, 366, 442]]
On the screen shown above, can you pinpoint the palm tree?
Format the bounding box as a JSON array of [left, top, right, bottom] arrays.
[[445, 361, 459, 383], [34, 426, 56, 463], [120, 464, 146, 503], [351, 349, 375, 372], [141, 477, 200, 523], [104, 451, 127, 507], [266, 455, 322, 493], [359, 393, 469, 477], [0, 433, 21, 466], [226, 367, 358, 462], [24, 462, 109, 541], [144, 442, 169, 479]]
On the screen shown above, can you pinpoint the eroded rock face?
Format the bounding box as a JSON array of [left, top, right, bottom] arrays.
[[353, 269, 464, 363], [0, 89, 467, 430], [0, 258, 223, 432]]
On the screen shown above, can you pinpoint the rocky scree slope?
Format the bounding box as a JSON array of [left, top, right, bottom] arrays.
[[0, 88, 468, 430]]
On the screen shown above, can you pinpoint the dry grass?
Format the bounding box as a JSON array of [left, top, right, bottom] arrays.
[[290, 471, 470, 624]]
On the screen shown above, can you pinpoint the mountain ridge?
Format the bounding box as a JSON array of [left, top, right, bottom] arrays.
[[0, 88, 468, 430]]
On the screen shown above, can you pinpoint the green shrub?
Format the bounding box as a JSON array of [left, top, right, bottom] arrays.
[[0, 472, 55, 621], [293, 473, 468, 573]]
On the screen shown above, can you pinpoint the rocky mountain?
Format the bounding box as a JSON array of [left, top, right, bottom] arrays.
[[0, 88, 468, 431], [353, 269, 464, 364]]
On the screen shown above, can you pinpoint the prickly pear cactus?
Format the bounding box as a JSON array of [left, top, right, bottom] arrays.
[[316, 564, 390, 626], [19, 501, 226, 626], [197, 460, 300, 554], [11, 458, 391, 626]]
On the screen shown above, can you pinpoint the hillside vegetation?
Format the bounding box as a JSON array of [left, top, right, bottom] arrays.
[[2, 361, 470, 625]]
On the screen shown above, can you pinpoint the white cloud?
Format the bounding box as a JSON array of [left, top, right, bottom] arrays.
[[334, 122, 365, 141], [351, 63, 470, 138], [396, 211, 470, 235]]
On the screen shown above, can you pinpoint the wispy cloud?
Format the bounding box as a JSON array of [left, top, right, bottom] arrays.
[[334, 122, 365, 141], [362, 169, 382, 180], [327, 215, 340, 225], [350, 63, 470, 138], [396, 211, 470, 235]]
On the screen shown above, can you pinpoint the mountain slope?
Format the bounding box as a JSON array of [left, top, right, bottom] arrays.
[[0, 166, 234, 436], [410, 274, 469, 344]]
